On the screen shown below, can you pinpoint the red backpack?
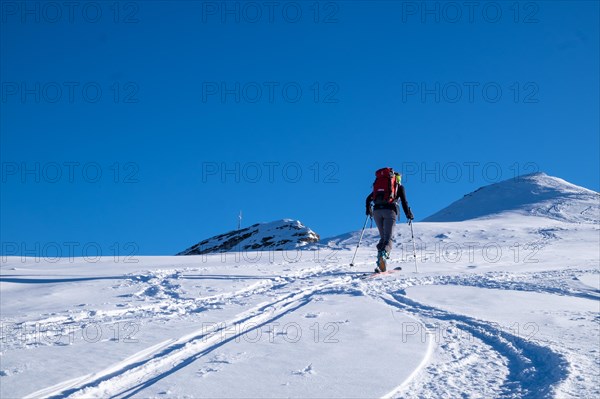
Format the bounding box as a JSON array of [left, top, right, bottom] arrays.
[[372, 167, 397, 205]]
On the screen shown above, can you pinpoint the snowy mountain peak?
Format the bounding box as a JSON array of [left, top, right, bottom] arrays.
[[176, 219, 320, 255], [423, 172, 599, 223]]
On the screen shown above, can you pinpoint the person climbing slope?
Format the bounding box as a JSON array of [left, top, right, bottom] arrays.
[[365, 167, 414, 273]]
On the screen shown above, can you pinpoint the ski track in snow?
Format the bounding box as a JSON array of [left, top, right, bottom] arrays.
[[377, 291, 569, 399], [8, 262, 599, 398], [385, 268, 600, 302], [22, 267, 356, 399], [3, 263, 348, 350], [352, 266, 599, 399]]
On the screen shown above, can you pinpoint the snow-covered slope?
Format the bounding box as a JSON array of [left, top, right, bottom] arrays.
[[423, 172, 599, 223], [177, 219, 320, 255], [1, 176, 598, 399]]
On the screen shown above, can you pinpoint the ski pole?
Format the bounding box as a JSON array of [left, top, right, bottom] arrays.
[[409, 220, 418, 273], [350, 214, 370, 266]]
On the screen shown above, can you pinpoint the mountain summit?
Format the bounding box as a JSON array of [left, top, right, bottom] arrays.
[[423, 172, 599, 223], [177, 219, 320, 255]]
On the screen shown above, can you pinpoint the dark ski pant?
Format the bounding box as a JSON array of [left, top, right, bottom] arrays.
[[373, 208, 396, 255]]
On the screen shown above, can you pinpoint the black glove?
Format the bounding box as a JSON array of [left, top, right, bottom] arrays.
[[406, 208, 414, 220], [366, 206, 372, 216]]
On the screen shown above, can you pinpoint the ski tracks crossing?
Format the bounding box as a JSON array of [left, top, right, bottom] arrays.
[[22, 264, 597, 398], [24, 272, 353, 399]]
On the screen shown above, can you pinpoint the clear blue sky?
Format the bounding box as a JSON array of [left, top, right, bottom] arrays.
[[1, 1, 599, 257]]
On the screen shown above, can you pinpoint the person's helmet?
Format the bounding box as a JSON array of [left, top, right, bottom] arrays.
[[394, 172, 402, 184]]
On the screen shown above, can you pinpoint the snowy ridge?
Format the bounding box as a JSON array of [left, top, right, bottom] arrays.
[[423, 172, 600, 223], [177, 219, 320, 255]]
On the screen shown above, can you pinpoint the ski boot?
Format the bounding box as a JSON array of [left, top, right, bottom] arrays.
[[375, 250, 389, 273]]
